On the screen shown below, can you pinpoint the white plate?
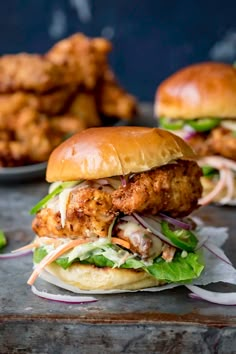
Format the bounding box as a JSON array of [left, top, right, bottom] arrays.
[[0, 162, 47, 183]]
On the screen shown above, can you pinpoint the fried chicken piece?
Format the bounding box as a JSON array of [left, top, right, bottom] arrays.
[[0, 106, 90, 167], [0, 53, 71, 93], [50, 114, 88, 136], [0, 86, 76, 116], [208, 126, 236, 161], [67, 91, 101, 127], [112, 160, 203, 217], [0, 140, 29, 167], [96, 69, 137, 121], [32, 187, 116, 239], [13, 108, 62, 162], [187, 132, 214, 157], [47, 33, 112, 89]]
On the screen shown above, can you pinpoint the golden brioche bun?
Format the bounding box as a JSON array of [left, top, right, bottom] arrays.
[[155, 62, 236, 119], [46, 126, 195, 182], [44, 262, 165, 291]]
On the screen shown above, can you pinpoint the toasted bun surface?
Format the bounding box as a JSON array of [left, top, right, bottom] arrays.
[[156, 62, 236, 119], [46, 126, 195, 182], [44, 262, 165, 291]]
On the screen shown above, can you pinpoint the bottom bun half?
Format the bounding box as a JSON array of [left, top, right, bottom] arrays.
[[42, 262, 165, 291]]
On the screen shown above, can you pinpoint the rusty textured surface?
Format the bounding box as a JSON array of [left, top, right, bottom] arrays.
[[0, 106, 236, 353]]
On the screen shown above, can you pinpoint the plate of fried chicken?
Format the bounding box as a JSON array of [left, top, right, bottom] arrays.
[[0, 33, 138, 180]]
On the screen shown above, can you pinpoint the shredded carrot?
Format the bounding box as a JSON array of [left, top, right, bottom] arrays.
[[12, 242, 39, 253], [12, 238, 63, 253], [111, 237, 131, 250], [27, 239, 89, 286]]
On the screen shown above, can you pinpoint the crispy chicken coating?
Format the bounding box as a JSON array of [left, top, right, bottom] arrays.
[[0, 108, 69, 166], [0, 140, 29, 167], [0, 53, 70, 93], [50, 115, 88, 136], [67, 91, 101, 127], [47, 33, 112, 89], [112, 160, 203, 217], [208, 127, 236, 161], [0, 85, 76, 116], [32, 187, 116, 239], [187, 133, 214, 157], [11, 108, 62, 162], [96, 69, 137, 120]]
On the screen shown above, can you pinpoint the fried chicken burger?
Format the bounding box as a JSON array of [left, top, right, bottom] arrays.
[[155, 62, 236, 205], [27, 126, 205, 292]]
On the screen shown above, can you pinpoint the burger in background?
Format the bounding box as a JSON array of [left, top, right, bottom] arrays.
[[26, 126, 205, 292], [155, 62, 236, 205]]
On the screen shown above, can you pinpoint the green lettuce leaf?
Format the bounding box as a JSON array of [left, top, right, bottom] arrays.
[[146, 252, 204, 282], [33, 246, 204, 283]]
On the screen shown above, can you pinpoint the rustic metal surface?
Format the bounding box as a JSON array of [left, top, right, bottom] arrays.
[[0, 107, 236, 353], [0, 179, 236, 353]]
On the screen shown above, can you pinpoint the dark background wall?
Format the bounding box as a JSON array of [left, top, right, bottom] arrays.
[[1, 0, 236, 101]]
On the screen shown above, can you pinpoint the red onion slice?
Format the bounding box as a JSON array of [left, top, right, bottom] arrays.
[[158, 213, 193, 230], [0, 249, 32, 259], [96, 178, 110, 185], [132, 213, 176, 247], [199, 156, 236, 172], [31, 285, 97, 304], [184, 131, 198, 141], [186, 285, 236, 305], [199, 168, 227, 205], [194, 234, 209, 250], [120, 175, 127, 187], [203, 241, 232, 265], [220, 169, 235, 204]]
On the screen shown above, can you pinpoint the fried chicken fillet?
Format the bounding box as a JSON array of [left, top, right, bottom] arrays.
[[0, 53, 71, 93], [0, 108, 87, 167], [67, 91, 101, 127], [47, 33, 112, 89], [32, 159, 202, 238], [0, 85, 76, 116], [96, 69, 137, 120]]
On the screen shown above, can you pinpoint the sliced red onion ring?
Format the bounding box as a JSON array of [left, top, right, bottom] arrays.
[[220, 169, 234, 204], [203, 241, 232, 265], [199, 156, 236, 172], [184, 131, 198, 141], [96, 178, 110, 186], [120, 215, 132, 222], [0, 249, 32, 259], [120, 175, 127, 187], [194, 235, 209, 250], [31, 285, 97, 304], [199, 168, 227, 205], [132, 213, 176, 247], [158, 213, 193, 230], [186, 285, 236, 305]]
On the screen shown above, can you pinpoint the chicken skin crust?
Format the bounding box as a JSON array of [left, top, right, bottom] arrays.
[[208, 127, 236, 161], [112, 160, 202, 217], [32, 187, 116, 239], [0, 54, 70, 93]]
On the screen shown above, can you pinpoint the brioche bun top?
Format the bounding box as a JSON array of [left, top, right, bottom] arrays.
[[46, 126, 195, 181], [155, 62, 236, 119]]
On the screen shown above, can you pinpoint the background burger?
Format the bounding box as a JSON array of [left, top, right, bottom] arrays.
[[27, 126, 204, 292], [155, 62, 236, 205]]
